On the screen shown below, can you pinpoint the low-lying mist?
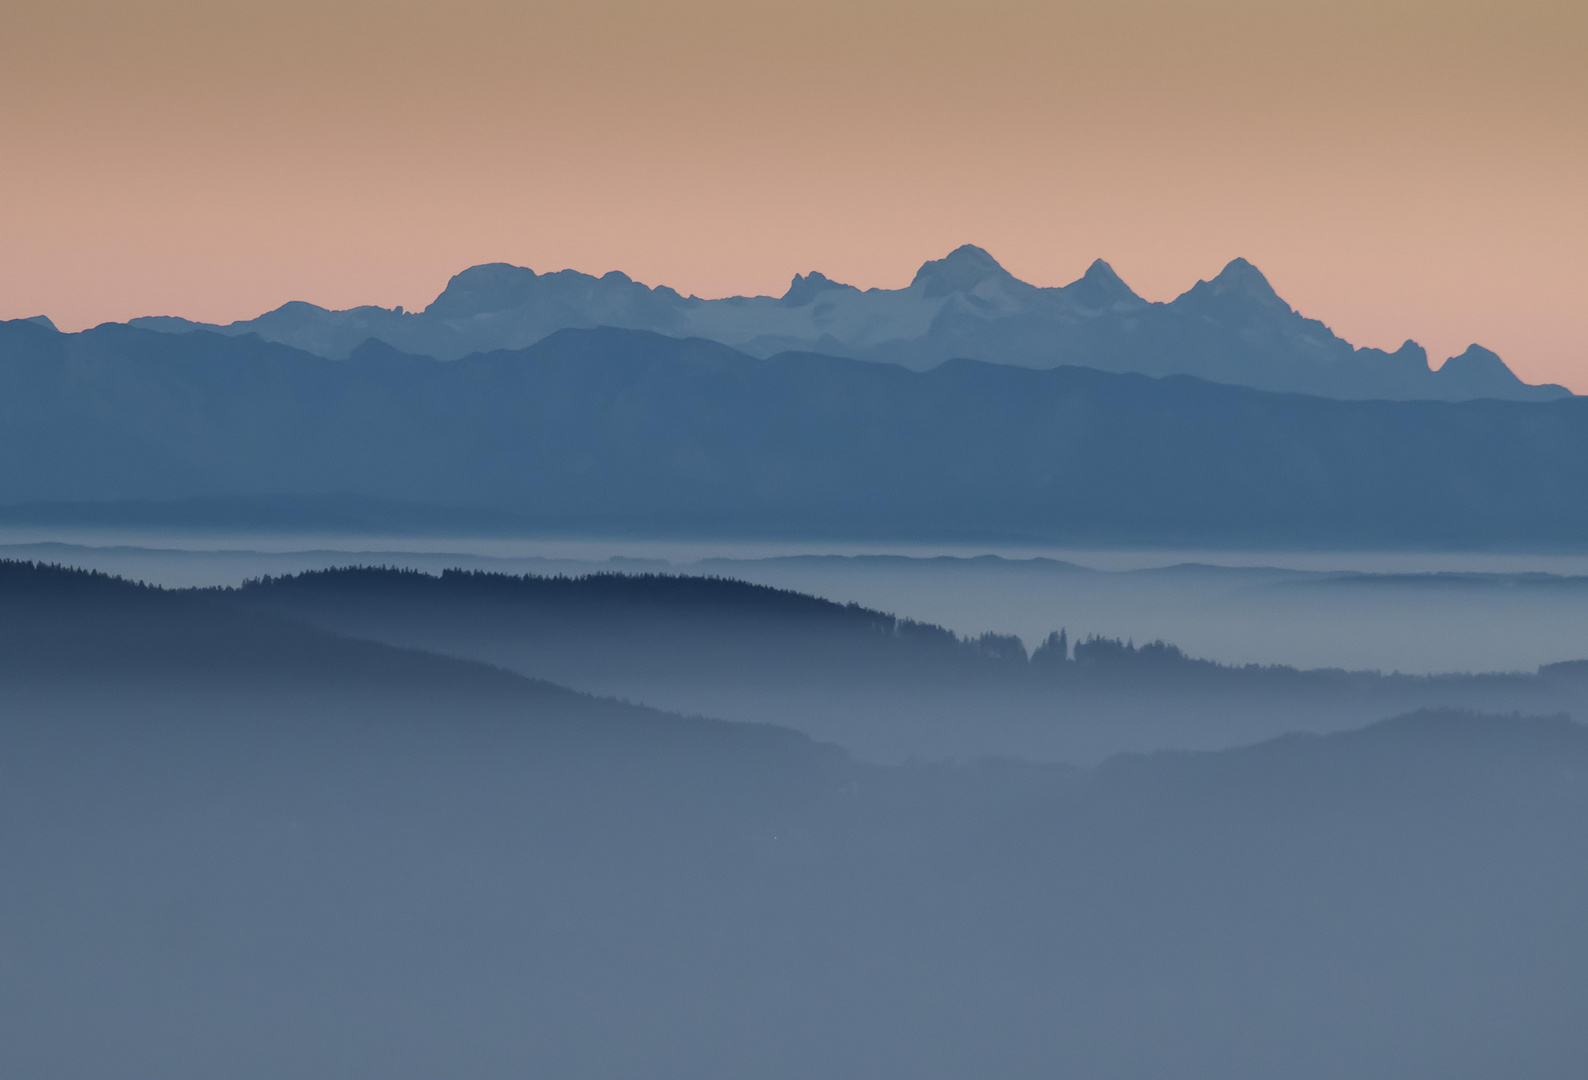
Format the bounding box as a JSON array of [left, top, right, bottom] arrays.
[[10, 532, 1588, 673], [3, 560, 1587, 1078], [226, 564, 1588, 763]]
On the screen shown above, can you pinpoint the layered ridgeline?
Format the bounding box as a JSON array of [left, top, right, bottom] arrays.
[[4, 561, 1588, 1079], [126, 245, 1565, 402], [1, 317, 1585, 547], [228, 565, 1588, 763]]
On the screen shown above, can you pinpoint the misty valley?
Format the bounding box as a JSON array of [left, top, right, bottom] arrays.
[[3, 557, 1586, 1079]]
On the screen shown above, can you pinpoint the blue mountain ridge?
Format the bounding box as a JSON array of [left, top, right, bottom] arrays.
[[121, 245, 1566, 403], [1, 317, 1584, 548]]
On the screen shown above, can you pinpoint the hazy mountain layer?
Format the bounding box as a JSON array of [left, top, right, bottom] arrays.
[[228, 565, 1588, 763], [14, 536, 1588, 674], [3, 563, 1585, 1079], [3, 318, 1586, 548], [125, 245, 1566, 402]]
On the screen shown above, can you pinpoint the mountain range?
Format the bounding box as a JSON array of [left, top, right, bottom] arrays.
[[1, 317, 1585, 547], [125, 245, 1567, 403]]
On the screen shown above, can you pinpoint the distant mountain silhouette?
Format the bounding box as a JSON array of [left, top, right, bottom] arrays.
[[124, 245, 1567, 402], [2, 318, 1586, 548]]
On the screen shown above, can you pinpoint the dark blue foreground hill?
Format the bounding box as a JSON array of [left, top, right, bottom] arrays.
[[2, 318, 1587, 547]]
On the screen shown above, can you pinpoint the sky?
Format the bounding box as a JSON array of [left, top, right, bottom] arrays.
[[2, 0, 1584, 387]]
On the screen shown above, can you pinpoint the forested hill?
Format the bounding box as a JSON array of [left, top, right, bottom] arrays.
[[2, 320, 1588, 548], [226, 563, 1584, 683], [223, 565, 1588, 762]]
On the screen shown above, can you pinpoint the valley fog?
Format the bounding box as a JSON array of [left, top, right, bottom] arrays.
[[3, 558, 1585, 1078], [10, 529, 1588, 674]]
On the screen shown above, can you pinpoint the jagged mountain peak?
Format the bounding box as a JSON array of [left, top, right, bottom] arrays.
[[1214, 256, 1271, 286], [909, 244, 1015, 297], [1083, 258, 1125, 285], [1215, 257, 1282, 297], [1447, 343, 1503, 365], [1180, 257, 1290, 311], [1438, 344, 1519, 383], [1367, 339, 1434, 377], [1069, 258, 1146, 309], [423, 263, 542, 319], [438, 261, 536, 286], [781, 270, 856, 307]]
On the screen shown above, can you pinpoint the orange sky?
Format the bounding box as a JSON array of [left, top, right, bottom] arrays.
[[2, 0, 1584, 386]]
